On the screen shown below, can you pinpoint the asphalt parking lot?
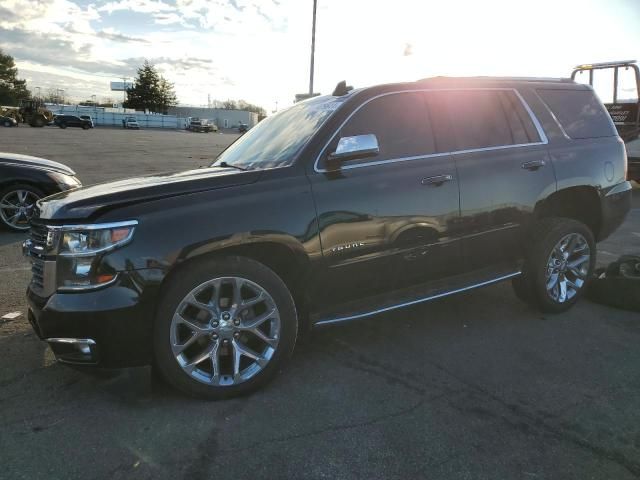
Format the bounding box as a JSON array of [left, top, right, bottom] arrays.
[[1, 126, 639, 480]]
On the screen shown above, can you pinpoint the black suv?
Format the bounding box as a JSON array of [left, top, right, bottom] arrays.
[[24, 77, 632, 399], [54, 115, 93, 129]]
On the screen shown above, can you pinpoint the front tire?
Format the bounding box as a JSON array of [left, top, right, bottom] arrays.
[[513, 218, 595, 313], [153, 256, 298, 399]]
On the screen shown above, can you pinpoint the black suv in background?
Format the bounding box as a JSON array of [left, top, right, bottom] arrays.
[[25, 77, 632, 399], [53, 115, 93, 129]]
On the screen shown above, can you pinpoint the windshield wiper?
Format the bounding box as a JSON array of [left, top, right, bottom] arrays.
[[213, 161, 247, 172]]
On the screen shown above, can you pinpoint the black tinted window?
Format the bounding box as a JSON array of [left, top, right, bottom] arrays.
[[337, 92, 436, 163], [424, 92, 455, 153], [497, 91, 541, 144], [537, 89, 617, 139], [445, 91, 513, 150]]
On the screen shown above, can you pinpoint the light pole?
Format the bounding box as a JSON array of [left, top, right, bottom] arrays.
[[35, 86, 41, 99], [309, 0, 317, 95]]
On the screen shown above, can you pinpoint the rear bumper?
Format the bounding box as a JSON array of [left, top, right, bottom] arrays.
[[26, 270, 162, 367], [599, 181, 633, 241]]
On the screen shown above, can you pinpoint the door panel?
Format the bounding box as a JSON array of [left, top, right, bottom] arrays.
[[455, 145, 555, 270], [307, 90, 461, 309], [308, 157, 461, 308], [443, 89, 556, 271]]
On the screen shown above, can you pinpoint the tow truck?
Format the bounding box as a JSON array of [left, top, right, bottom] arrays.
[[571, 60, 640, 181]]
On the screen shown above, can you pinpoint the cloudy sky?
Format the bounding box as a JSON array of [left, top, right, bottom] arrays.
[[1, 0, 639, 110]]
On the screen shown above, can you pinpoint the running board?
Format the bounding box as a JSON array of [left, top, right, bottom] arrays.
[[312, 269, 521, 327]]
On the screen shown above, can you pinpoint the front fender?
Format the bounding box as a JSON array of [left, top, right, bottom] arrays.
[[98, 173, 321, 278]]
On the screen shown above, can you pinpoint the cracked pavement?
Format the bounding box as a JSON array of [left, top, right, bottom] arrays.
[[1, 128, 639, 480]]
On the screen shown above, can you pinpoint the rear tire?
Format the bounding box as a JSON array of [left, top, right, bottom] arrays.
[[512, 218, 595, 313], [59, 123, 67, 129], [153, 256, 298, 399]]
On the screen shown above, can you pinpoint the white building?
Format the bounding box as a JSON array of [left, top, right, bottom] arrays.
[[168, 107, 258, 129]]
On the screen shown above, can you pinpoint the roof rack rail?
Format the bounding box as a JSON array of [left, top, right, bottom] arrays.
[[417, 76, 573, 83]]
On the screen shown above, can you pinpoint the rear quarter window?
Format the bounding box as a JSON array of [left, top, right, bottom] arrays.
[[537, 89, 617, 139]]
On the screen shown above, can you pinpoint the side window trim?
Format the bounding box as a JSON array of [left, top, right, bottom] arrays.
[[314, 87, 548, 173], [534, 90, 572, 140]]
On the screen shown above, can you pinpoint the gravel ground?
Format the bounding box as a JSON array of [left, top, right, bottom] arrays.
[[0, 126, 639, 480]]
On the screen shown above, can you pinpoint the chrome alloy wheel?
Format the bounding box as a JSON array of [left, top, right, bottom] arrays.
[[545, 233, 591, 303], [170, 276, 281, 386], [0, 189, 40, 230]]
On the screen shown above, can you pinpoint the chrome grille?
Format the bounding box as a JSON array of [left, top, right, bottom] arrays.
[[31, 257, 45, 291], [27, 222, 54, 296], [29, 223, 48, 252]]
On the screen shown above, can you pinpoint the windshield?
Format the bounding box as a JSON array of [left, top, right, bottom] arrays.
[[212, 96, 344, 170]]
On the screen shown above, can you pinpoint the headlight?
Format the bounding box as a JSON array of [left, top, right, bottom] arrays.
[[47, 172, 82, 190], [55, 221, 137, 290], [59, 225, 135, 257]]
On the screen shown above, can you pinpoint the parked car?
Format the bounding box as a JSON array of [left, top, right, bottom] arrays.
[[188, 118, 218, 133], [0, 152, 81, 231], [54, 115, 92, 130], [24, 77, 632, 399], [79, 115, 94, 128], [1, 115, 18, 127], [123, 116, 140, 129], [237, 123, 248, 133]]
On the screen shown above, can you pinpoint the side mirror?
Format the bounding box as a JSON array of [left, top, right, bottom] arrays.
[[328, 134, 379, 163]]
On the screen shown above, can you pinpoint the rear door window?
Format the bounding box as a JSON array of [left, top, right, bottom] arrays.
[[335, 91, 436, 164], [537, 89, 617, 139], [444, 90, 514, 150], [497, 91, 541, 144]]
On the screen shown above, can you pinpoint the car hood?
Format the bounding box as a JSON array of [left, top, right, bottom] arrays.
[[37, 167, 262, 220], [0, 152, 76, 176]]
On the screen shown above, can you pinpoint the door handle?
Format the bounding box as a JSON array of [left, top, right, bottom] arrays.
[[421, 174, 453, 186], [521, 159, 546, 171]]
